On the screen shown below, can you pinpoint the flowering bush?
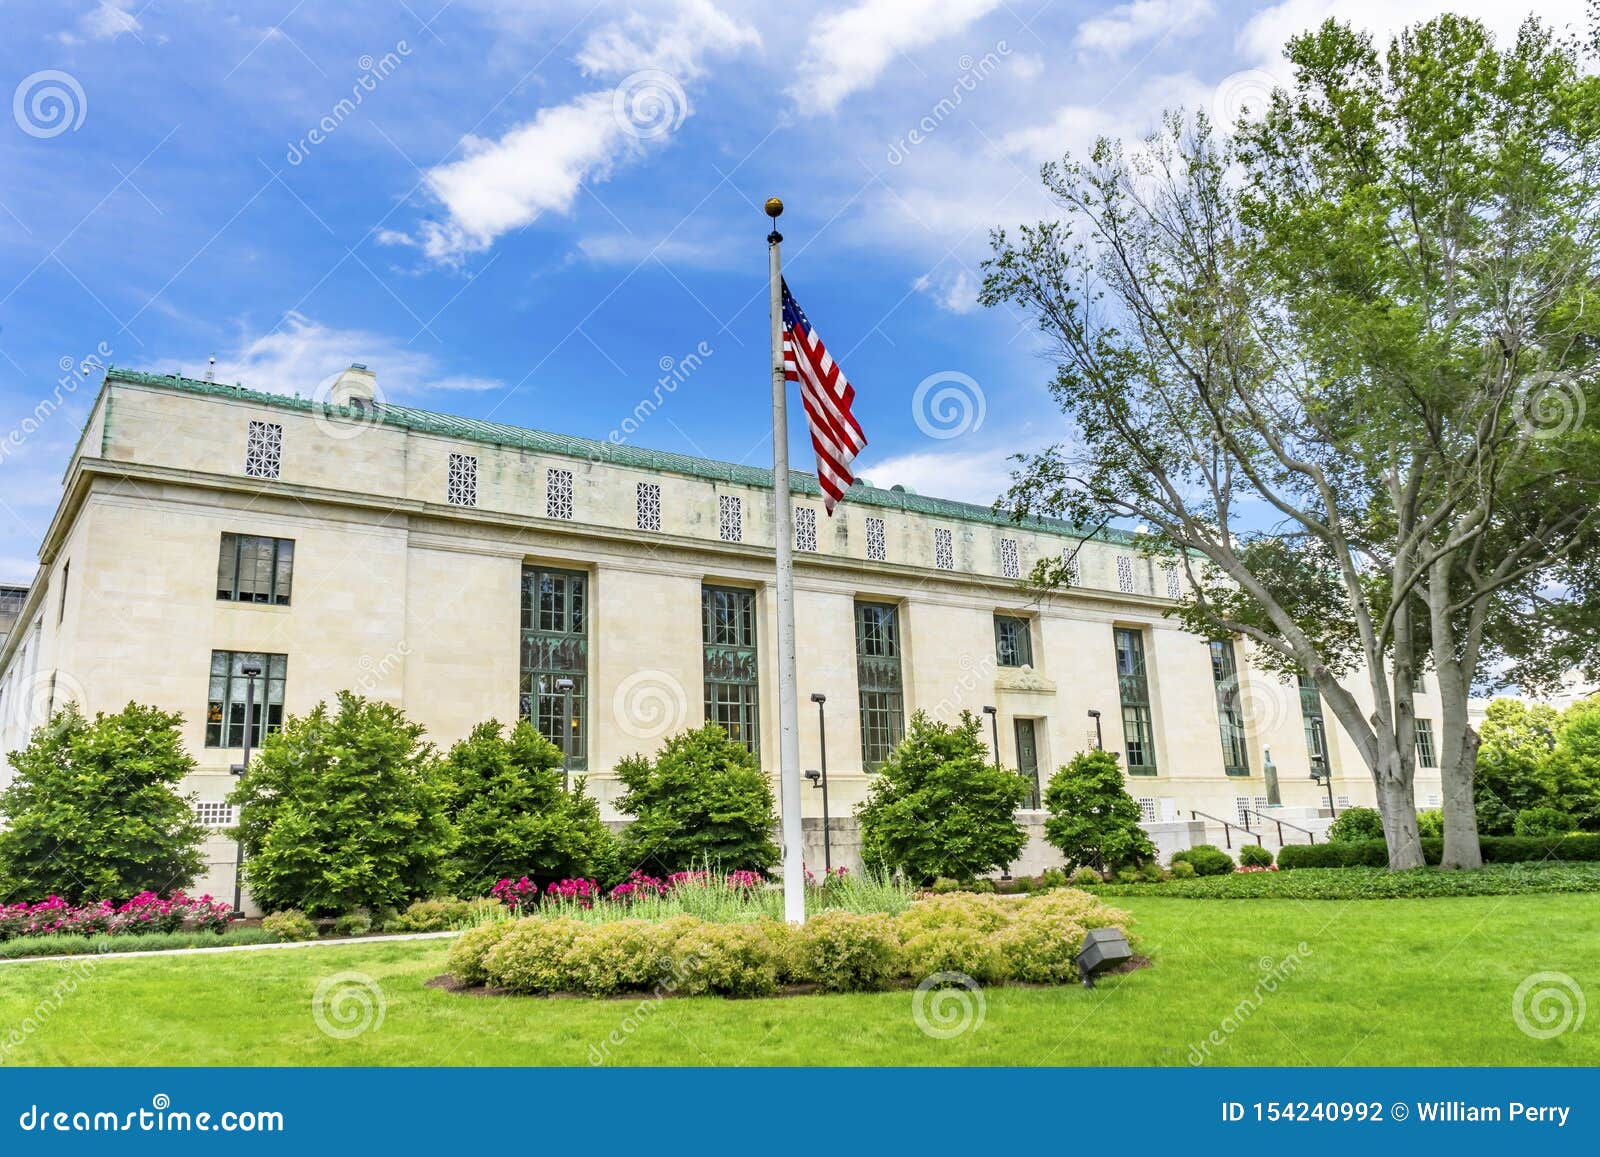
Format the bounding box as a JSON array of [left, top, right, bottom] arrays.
[[545, 878, 600, 907], [0, 892, 233, 941], [490, 877, 540, 914]]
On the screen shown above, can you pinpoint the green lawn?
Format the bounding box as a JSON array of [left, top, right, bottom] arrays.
[[0, 894, 1592, 1066]]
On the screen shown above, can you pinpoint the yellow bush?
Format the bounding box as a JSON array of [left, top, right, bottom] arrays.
[[445, 919, 513, 986], [670, 921, 782, 997], [899, 925, 1013, 984], [482, 917, 587, 993], [793, 911, 901, 992], [562, 920, 671, 995]]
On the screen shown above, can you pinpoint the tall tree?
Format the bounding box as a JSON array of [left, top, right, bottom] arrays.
[[983, 13, 1600, 868]]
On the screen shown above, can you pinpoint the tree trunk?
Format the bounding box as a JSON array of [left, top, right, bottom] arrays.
[[1440, 726, 1483, 870], [1375, 745, 1425, 868]]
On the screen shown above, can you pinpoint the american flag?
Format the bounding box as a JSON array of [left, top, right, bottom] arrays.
[[782, 279, 867, 513]]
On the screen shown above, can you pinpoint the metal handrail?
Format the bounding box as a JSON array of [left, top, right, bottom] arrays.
[[1240, 807, 1316, 846], [1189, 809, 1264, 849]]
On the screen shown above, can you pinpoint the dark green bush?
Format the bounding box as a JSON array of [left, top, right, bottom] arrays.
[[1170, 844, 1234, 876], [1415, 809, 1444, 838], [857, 711, 1027, 884], [1039, 868, 1069, 889], [1326, 807, 1384, 843], [0, 703, 206, 902], [261, 910, 317, 942], [1514, 807, 1575, 837], [1169, 859, 1197, 879], [1238, 844, 1274, 868], [232, 693, 455, 916], [1041, 748, 1154, 871], [1070, 867, 1104, 886], [1089, 862, 1600, 899], [441, 719, 622, 893], [615, 724, 779, 875], [1277, 833, 1600, 869]]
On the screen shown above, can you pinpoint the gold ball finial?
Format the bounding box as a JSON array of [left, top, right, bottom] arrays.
[[764, 196, 784, 218]]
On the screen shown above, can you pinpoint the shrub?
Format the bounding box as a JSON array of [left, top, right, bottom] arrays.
[[1071, 867, 1104, 886], [899, 926, 1012, 984], [440, 720, 622, 895], [389, 897, 484, 933], [1169, 859, 1197, 879], [0, 892, 231, 939], [1115, 867, 1139, 884], [965, 878, 997, 894], [1514, 807, 1575, 837], [261, 910, 317, 942], [1170, 844, 1234, 876], [1042, 748, 1155, 871], [857, 711, 1027, 884], [333, 910, 372, 937], [895, 892, 1013, 937], [1546, 699, 1600, 830], [563, 920, 673, 995], [483, 917, 589, 993], [232, 693, 455, 916], [1277, 833, 1600, 869], [0, 703, 206, 902], [792, 911, 902, 992], [997, 889, 1132, 984], [1138, 863, 1165, 883], [1039, 868, 1068, 890], [1415, 809, 1444, 838], [445, 919, 514, 986], [1091, 862, 1600, 899], [615, 725, 779, 875], [1239, 844, 1274, 868], [1326, 807, 1384, 843], [670, 921, 781, 997]]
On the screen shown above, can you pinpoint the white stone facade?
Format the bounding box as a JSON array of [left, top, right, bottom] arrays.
[[0, 369, 1446, 895]]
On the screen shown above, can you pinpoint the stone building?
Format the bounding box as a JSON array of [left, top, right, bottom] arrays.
[[0, 365, 1445, 895]]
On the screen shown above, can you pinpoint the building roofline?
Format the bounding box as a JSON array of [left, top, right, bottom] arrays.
[[104, 367, 1140, 547]]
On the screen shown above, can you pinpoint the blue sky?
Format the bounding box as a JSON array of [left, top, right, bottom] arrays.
[[0, 0, 1584, 583]]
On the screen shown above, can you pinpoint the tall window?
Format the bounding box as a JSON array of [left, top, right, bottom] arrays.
[[244, 420, 282, 479], [1000, 538, 1020, 579], [636, 482, 661, 531], [1209, 639, 1250, 776], [205, 651, 287, 748], [216, 534, 294, 605], [546, 468, 574, 520], [703, 586, 759, 753], [1415, 719, 1437, 769], [520, 566, 588, 769], [934, 528, 954, 570], [718, 494, 742, 543], [447, 453, 477, 507], [1114, 627, 1156, 774], [795, 506, 818, 552], [1115, 555, 1135, 593], [866, 516, 887, 561], [1298, 672, 1329, 773], [855, 602, 905, 770], [994, 615, 1033, 668]]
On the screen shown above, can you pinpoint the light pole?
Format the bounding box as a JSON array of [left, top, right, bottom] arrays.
[[807, 692, 830, 872], [1310, 753, 1336, 816], [554, 676, 575, 791], [230, 659, 262, 919], [1087, 708, 1103, 751], [982, 705, 1000, 764]]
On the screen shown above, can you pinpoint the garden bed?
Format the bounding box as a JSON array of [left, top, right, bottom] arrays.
[[1085, 861, 1600, 899], [444, 890, 1137, 999]]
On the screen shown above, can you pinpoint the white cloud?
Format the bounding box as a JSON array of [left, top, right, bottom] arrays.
[[79, 0, 141, 40], [789, 0, 1004, 114], [1001, 72, 1211, 162], [396, 0, 759, 264], [204, 312, 503, 399], [1076, 0, 1215, 58], [862, 444, 1015, 506], [912, 268, 980, 314]]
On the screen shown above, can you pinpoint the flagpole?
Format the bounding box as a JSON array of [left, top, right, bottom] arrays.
[[765, 196, 806, 926]]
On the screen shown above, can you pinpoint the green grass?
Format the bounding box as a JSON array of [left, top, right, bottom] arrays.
[[1087, 862, 1600, 899], [0, 893, 1592, 1066]]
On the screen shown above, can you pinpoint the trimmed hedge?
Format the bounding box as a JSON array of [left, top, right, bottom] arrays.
[[1277, 833, 1600, 870], [1088, 862, 1600, 899]]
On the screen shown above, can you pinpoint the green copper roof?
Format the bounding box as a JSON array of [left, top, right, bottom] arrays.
[[104, 367, 1133, 546]]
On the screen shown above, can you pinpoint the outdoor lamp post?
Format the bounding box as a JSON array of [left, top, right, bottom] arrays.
[[1087, 709, 1104, 751], [982, 704, 1000, 763], [808, 693, 831, 872], [554, 676, 575, 790], [1310, 753, 1336, 816], [230, 659, 262, 918]]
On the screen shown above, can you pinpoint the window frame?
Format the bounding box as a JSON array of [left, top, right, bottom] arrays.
[[205, 650, 288, 749], [702, 585, 760, 754], [854, 602, 905, 770], [520, 565, 589, 770], [216, 533, 295, 606], [993, 614, 1033, 668], [1114, 627, 1157, 774]]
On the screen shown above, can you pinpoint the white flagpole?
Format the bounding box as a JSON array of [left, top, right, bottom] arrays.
[[765, 196, 806, 926]]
